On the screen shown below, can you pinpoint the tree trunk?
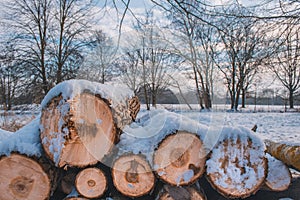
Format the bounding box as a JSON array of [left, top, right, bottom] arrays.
[[206, 132, 267, 199], [264, 153, 291, 191], [159, 185, 207, 200], [241, 88, 246, 108], [40, 93, 116, 168], [289, 89, 294, 109], [111, 154, 155, 198], [265, 140, 300, 171], [0, 153, 52, 200], [153, 131, 206, 186], [75, 168, 107, 199]]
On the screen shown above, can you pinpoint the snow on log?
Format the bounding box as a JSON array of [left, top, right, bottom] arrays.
[[111, 154, 155, 198], [264, 153, 291, 191], [206, 127, 267, 199], [75, 167, 107, 199], [153, 131, 206, 186], [40, 80, 139, 168], [265, 140, 300, 172], [0, 153, 51, 200], [159, 185, 207, 200]]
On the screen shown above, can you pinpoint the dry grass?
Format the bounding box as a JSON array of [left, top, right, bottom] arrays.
[[0, 112, 35, 132]]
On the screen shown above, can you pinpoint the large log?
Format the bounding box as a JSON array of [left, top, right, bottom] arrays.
[[41, 93, 116, 168], [153, 131, 206, 186], [159, 185, 207, 200], [40, 80, 140, 168], [264, 153, 291, 191], [75, 167, 107, 199], [265, 140, 300, 172], [206, 127, 267, 199], [0, 153, 51, 200], [111, 154, 155, 198]]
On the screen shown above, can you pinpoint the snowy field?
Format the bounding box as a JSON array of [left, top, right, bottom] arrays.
[[1, 103, 300, 145]]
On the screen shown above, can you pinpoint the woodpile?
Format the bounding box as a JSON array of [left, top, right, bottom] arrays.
[[0, 80, 298, 200]]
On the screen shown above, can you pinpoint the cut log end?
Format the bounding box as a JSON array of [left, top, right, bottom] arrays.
[[40, 93, 116, 168], [112, 154, 155, 198], [159, 186, 206, 200], [75, 168, 107, 199], [0, 154, 51, 200], [153, 131, 206, 186], [265, 153, 291, 191], [206, 134, 267, 199]]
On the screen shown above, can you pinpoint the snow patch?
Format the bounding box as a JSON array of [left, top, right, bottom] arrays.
[[41, 79, 134, 108], [118, 109, 208, 163], [266, 153, 291, 189], [0, 116, 42, 157]]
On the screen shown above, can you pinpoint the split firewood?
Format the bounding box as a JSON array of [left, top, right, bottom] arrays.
[[264, 153, 291, 191], [0, 153, 52, 200], [111, 154, 155, 198], [265, 140, 300, 172], [206, 127, 267, 199], [153, 131, 206, 186], [75, 167, 107, 199], [159, 185, 207, 200]]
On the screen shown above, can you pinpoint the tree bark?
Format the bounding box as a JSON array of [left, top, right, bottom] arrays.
[[75, 168, 107, 199], [153, 131, 206, 186], [265, 140, 300, 171], [0, 153, 52, 200], [111, 154, 155, 198], [289, 89, 294, 109]]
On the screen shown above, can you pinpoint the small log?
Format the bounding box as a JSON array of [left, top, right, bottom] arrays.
[[75, 167, 107, 199], [264, 153, 291, 191], [206, 129, 267, 199], [40, 93, 116, 168], [153, 131, 206, 186], [111, 154, 155, 198], [159, 185, 207, 200], [265, 140, 300, 172], [0, 153, 51, 200]]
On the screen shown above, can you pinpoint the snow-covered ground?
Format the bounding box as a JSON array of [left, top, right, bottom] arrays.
[[179, 111, 300, 145], [1, 104, 299, 145]]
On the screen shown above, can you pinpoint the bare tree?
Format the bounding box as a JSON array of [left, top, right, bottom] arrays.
[[0, 43, 20, 110], [214, 5, 267, 110], [4, 0, 52, 94], [79, 30, 117, 83], [269, 24, 300, 109], [116, 50, 140, 95], [49, 0, 96, 84], [116, 10, 174, 109], [167, 2, 217, 109]]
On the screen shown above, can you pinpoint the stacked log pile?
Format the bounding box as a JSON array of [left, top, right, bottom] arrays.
[[0, 79, 298, 200]]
